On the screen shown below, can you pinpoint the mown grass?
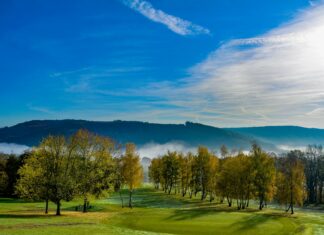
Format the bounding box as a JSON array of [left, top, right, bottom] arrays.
[[1, 186, 324, 234]]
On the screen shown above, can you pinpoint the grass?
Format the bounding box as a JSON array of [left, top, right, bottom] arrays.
[[1, 186, 324, 234]]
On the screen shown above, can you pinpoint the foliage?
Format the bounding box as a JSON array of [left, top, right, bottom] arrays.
[[120, 143, 144, 208]]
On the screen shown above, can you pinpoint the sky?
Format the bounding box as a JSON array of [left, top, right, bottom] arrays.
[[1, 0, 324, 128]]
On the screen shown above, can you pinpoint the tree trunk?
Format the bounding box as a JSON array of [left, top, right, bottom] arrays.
[[129, 190, 133, 208], [56, 201, 61, 216], [228, 198, 232, 207], [83, 197, 87, 213], [259, 194, 264, 210], [168, 184, 172, 195], [119, 190, 124, 208], [319, 182, 323, 204], [259, 200, 263, 210], [45, 199, 49, 214]]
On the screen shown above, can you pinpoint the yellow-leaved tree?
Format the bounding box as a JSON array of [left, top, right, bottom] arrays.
[[121, 143, 143, 208]]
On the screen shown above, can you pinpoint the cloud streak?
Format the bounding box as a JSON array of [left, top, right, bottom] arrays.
[[122, 0, 210, 36]]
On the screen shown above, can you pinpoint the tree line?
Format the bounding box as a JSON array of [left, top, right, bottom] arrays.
[[149, 144, 307, 214], [0, 129, 143, 215]]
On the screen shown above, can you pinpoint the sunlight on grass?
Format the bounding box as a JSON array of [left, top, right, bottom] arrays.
[[1, 187, 324, 235]]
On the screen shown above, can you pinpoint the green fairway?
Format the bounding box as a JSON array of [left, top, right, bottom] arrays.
[[0, 187, 324, 235]]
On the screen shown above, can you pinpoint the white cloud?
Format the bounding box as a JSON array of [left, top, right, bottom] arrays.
[[133, 3, 324, 128], [138, 142, 197, 158], [122, 0, 210, 36], [0, 143, 30, 155]]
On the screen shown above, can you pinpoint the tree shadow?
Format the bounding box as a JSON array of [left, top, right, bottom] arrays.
[[0, 213, 55, 219], [229, 212, 290, 232], [165, 207, 222, 221], [0, 198, 30, 203]]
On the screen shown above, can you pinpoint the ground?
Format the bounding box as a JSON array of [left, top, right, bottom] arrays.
[[0, 186, 324, 235]]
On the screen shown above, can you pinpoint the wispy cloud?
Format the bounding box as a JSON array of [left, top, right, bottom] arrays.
[[27, 104, 56, 115], [129, 3, 324, 128], [121, 0, 210, 36]]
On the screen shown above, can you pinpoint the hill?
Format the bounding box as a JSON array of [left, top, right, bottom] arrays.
[[1, 120, 324, 152], [0, 120, 256, 150], [228, 126, 324, 147]]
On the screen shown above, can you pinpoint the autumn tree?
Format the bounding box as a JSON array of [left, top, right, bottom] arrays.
[[121, 143, 144, 208], [192, 146, 213, 200], [178, 152, 194, 197], [206, 155, 219, 202], [251, 144, 276, 210], [161, 151, 180, 194], [149, 158, 163, 190], [218, 156, 236, 207], [276, 150, 306, 214]]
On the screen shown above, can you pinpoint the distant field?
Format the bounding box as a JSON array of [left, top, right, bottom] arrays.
[[1, 187, 324, 235]]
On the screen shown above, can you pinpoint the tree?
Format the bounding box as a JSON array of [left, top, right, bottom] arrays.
[[114, 156, 125, 207], [218, 156, 236, 207], [302, 145, 323, 204], [220, 145, 229, 158], [16, 135, 79, 215], [5, 154, 26, 197], [206, 155, 219, 202], [161, 151, 180, 194], [121, 143, 143, 208], [73, 130, 115, 212], [178, 153, 194, 197], [149, 158, 163, 190], [251, 144, 276, 210], [15, 150, 48, 212], [0, 154, 8, 195], [276, 150, 306, 214], [194, 146, 213, 200]]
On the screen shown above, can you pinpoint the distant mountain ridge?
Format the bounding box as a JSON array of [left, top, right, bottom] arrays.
[[228, 126, 324, 146], [0, 120, 255, 149], [1, 120, 324, 151]]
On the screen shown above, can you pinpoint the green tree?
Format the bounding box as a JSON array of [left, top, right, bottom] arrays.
[[0, 154, 8, 195], [16, 149, 51, 213], [73, 130, 115, 212], [16, 135, 79, 215]]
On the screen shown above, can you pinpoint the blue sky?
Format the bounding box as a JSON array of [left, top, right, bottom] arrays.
[[1, 0, 324, 128]]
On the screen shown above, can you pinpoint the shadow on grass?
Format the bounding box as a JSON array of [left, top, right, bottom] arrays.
[[0, 213, 55, 219], [229, 212, 294, 232], [0, 198, 29, 203], [109, 188, 197, 209], [165, 207, 219, 221]]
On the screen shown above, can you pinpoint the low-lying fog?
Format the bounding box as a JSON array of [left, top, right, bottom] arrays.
[[0, 143, 30, 155], [0, 142, 309, 158]]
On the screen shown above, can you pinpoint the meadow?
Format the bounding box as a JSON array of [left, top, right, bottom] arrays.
[[1, 186, 324, 235]]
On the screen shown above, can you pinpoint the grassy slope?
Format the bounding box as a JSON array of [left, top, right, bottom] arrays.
[[0, 187, 324, 235]]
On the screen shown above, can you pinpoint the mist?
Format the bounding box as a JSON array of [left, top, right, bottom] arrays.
[[0, 143, 30, 155], [138, 142, 197, 159]]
